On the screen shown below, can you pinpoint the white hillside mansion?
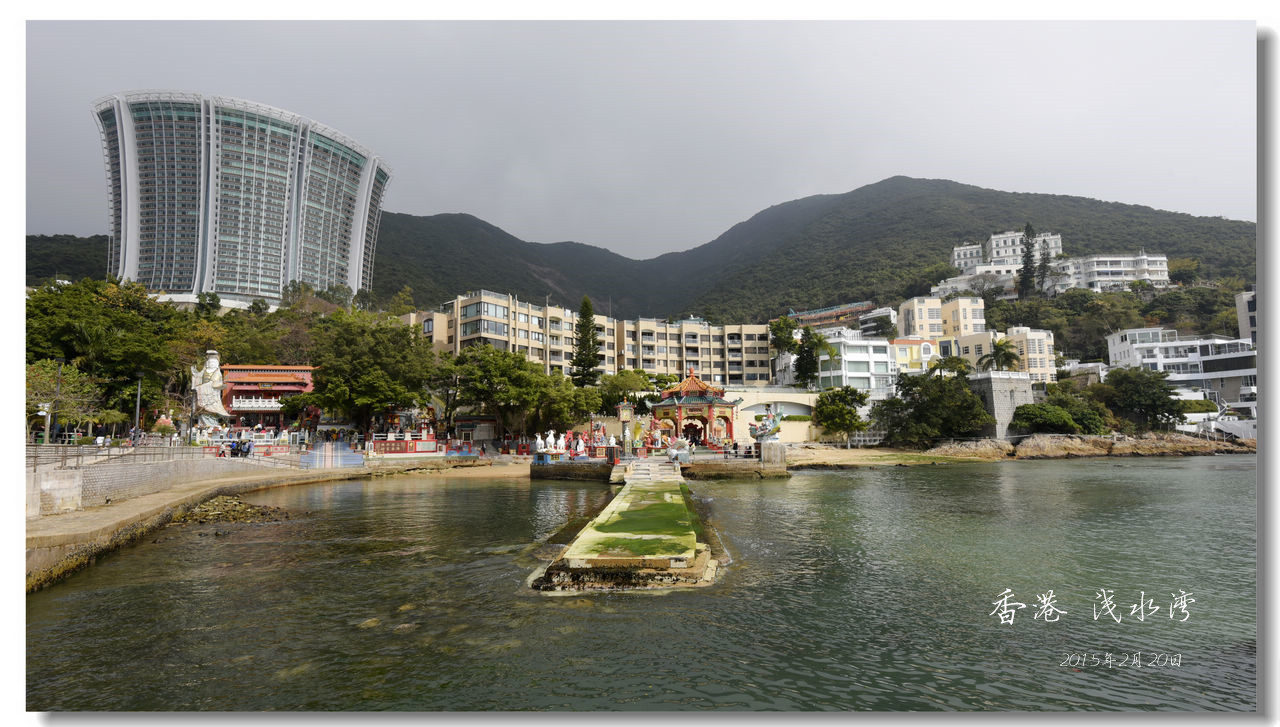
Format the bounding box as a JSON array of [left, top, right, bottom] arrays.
[[934, 231, 1169, 299]]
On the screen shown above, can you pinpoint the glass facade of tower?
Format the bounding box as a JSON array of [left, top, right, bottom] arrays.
[[92, 91, 391, 308]]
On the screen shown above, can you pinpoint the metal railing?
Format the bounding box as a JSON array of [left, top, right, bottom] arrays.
[[26, 444, 218, 471]]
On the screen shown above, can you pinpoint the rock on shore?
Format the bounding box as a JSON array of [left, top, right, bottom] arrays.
[[1015, 432, 1255, 459], [924, 433, 1255, 461], [169, 495, 292, 525], [923, 440, 1015, 459]]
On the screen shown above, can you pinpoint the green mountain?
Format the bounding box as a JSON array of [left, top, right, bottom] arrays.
[[373, 176, 1255, 322], [27, 177, 1255, 322], [25, 234, 108, 286]]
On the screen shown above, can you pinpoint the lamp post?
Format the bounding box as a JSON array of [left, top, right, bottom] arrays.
[[133, 371, 144, 444], [50, 357, 64, 445], [39, 403, 51, 446]]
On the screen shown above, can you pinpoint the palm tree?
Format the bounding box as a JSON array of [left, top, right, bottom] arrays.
[[978, 338, 1021, 372], [96, 410, 131, 440]]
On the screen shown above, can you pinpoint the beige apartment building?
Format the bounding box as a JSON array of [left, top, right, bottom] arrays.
[[898, 296, 987, 356], [956, 326, 1057, 383], [403, 290, 774, 386]]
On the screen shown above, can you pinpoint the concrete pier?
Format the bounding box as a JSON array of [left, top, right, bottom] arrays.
[[532, 460, 721, 590]]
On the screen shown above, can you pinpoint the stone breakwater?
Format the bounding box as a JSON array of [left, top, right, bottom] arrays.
[[925, 433, 1256, 460]]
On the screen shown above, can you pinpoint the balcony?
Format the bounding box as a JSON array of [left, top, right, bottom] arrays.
[[231, 396, 283, 411]]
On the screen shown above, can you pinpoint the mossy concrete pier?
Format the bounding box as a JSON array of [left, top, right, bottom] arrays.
[[532, 459, 721, 590]]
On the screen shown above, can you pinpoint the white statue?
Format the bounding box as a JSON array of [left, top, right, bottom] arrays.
[[546, 429, 556, 448], [575, 437, 585, 453], [608, 434, 617, 447], [555, 433, 565, 450], [191, 350, 231, 427], [535, 433, 545, 451]]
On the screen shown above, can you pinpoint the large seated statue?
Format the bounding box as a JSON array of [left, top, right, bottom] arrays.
[[191, 350, 231, 428]]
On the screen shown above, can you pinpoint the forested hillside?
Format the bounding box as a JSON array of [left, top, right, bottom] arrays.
[[25, 234, 107, 285], [27, 176, 1255, 322]]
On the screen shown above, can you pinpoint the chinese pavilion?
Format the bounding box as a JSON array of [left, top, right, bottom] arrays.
[[220, 365, 315, 429], [649, 370, 741, 447]]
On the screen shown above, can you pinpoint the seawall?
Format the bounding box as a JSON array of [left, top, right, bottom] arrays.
[[681, 461, 790, 479], [26, 465, 379, 592]]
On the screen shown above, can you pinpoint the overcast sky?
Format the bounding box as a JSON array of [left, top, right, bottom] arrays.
[[25, 20, 1256, 259]]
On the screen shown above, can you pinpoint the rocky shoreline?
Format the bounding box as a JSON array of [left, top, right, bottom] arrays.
[[167, 495, 294, 525], [925, 432, 1256, 460]]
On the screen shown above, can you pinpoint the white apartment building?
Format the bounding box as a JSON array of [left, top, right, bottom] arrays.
[[1048, 251, 1170, 294], [812, 327, 897, 399], [951, 231, 1063, 275], [1105, 328, 1256, 417], [407, 290, 774, 386], [93, 91, 391, 309], [938, 230, 1169, 299]]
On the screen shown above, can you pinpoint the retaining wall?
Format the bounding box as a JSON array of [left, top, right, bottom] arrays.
[[27, 458, 272, 517], [529, 462, 614, 482], [681, 461, 791, 480]]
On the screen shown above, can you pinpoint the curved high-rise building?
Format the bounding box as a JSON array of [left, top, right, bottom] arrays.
[[91, 91, 391, 307]]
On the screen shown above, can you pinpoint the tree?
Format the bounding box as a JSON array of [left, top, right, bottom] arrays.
[[281, 280, 314, 309], [1017, 223, 1037, 299], [1044, 383, 1112, 435], [1010, 403, 1080, 434], [247, 299, 271, 317], [977, 337, 1021, 372], [27, 359, 102, 440], [306, 310, 432, 432], [536, 375, 601, 433], [870, 371, 994, 448], [866, 315, 898, 340], [598, 369, 653, 414], [769, 315, 799, 355], [26, 278, 181, 414], [927, 355, 972, 378], [1168, 258, 1201, 285], [966, 272, 1007, 309], [388, 285, 416, 316], [457, 344, 556, 439], [1036, 248, 1052, 294], [194, 292, 221, 318], [813, 386, 870, 447], [903, 262, 962, 298], [793, 326, 835, 389], [353, 288, 377, 312], [1101, 366, 1185, 431], [316, 284, 354, 309], [570, 296, 601, 387]]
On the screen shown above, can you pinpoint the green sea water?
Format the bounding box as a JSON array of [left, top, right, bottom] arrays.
[[27, 455, 1256, 710]]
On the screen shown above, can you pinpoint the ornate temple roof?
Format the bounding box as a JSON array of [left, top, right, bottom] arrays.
[[661, 371, 725, 399], [656, 371, 737, 407]]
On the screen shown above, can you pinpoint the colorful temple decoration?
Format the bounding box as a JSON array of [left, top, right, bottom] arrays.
[[649, 369, 740, 447]]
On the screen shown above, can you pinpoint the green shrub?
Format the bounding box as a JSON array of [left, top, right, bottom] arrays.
[[782, 414, 811, 421], [1179, 398, 1219, 413], [1011, 403, 1081, 434]]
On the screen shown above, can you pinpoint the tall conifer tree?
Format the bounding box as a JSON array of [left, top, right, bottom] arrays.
[[570, 296, 601, 387], [1017, 223, 1037, 299]]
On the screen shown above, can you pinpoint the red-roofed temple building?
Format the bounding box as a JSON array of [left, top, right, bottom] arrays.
[[220, 365, 316, 429], [649, 369, 740, 447]]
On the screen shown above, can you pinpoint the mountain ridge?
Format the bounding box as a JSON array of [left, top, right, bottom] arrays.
[[27, 176, 1255, 322]]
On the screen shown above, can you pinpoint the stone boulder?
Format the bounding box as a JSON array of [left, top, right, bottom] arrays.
[[924, 439, 1014, 459]]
